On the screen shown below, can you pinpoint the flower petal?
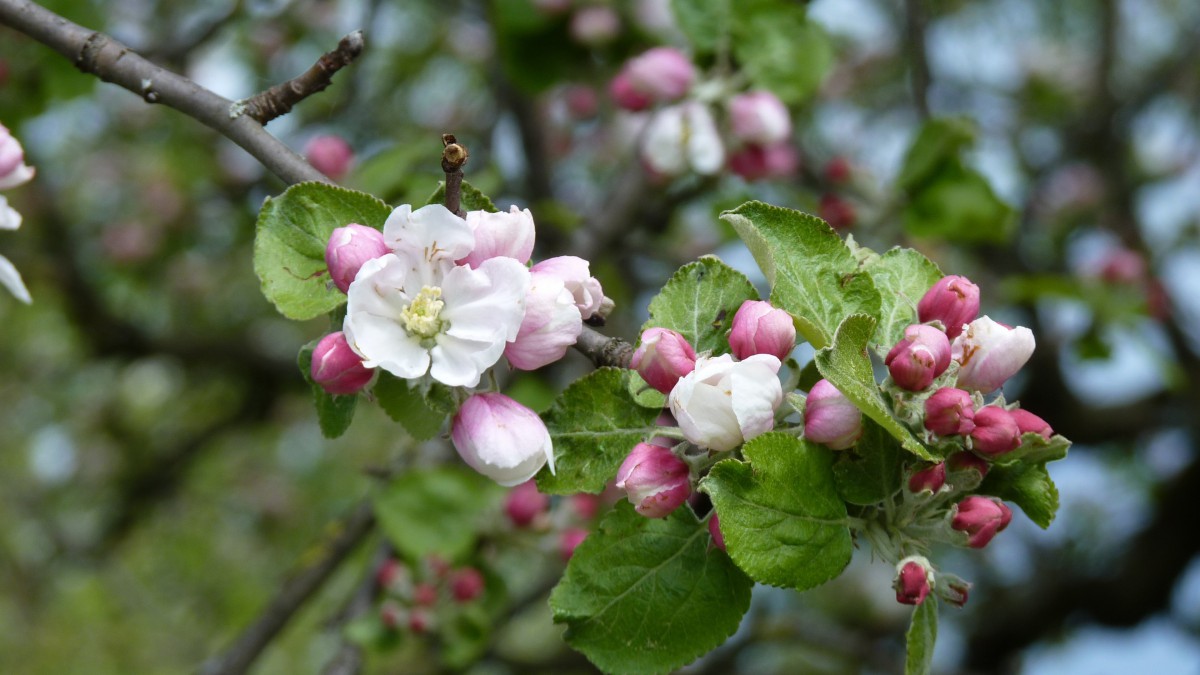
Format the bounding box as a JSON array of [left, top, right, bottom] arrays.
[[0, 195, 21, 230], [430, 333, 499, 387], [383, 203, 475, 264], [0, 254, 31, 304], [440, 256, 530, 343]]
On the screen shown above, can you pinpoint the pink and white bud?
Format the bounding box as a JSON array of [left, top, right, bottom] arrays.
[[947, 451, 990, 478], [670, 354, 783, 451], [376, 558, 408, 592], [908, 463, 946, 495], [459, 206, 536, 268], [504, 271, 583, 371], [918, 275, 981, 340], [380, 601, 404, 631], [631, 327, 697, 395], [728, 91, 792, 145], [1098, 247, 1146, 284], [885, 325, 952, 391], [311, 332, 374, 395], [970, 406, 1021, 457], [450, 567, 485, 603], [451, 393, 555, 487], [941, 577, 972, 608], [641, 102, 725, 177], [624, 47, 695, 102], [729, 299, 796, 361], [728, 143, 799, 182], [1010, 409, 1053, 440], [559, 527, 588, 561], [610, 72, 652, 112], [325, 223, 389, 293], [408, 608, 433, 634], [304, 134, 354, 181], [0, 124, 35, 189], [615, 442, 691, 518], [708, 513, 726, 551], [894, 556, 935, 605], [824, 156, 851, 184], [505, 480, 550, 528], [924, 387, 976, 436], [530, 256, 608, 319], [570, 6, 621, 46], [951, 496, 1012, 548], [952, 316, 1036, 393], [804, 379, 863, 450]]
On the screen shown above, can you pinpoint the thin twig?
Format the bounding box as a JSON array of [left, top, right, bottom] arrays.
[[441, 134, 469, 217], [903, 0, 931, 119], [235, 30, 365, 125], [0, 0, 325, 185], [321, 543, 392, 675]]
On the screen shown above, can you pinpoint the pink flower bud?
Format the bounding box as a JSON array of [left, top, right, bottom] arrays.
[[408, 608, 432, 634], [560, 527, 588, 561], [819, 193, 855, 230], [563, 85, 599, 119], [947, 451, 990, 478], [412, 582, 438, 607], [504, 271, 583, 371], [0, 123, 35, 189], [450, 567, 485, 603], [572, 493, 601, 520], [728, 91, 792, 145], [1010, 409, 1053, 440], [951, 496, 1012, 548], [952, 316, 1036, 393], [615, 442, 691, 518], [427, 555, 452, 580], [380, 601, 404, 630], [610, 72, 652, 112], [941, 578, 971, 608], [804, 379, 863, 450], [908, 463, 946, 494], [728, 143, 799, 181], [304, 134, 354, 181], [570, 6, 621, 46], [894, 556, 935, 605], [624, 47, 695, 102], [708, 513, 726, 551], [311, 332, 373, 395], [325, 223, 389, 293], [924, 387, 976, 436], [824, 156, 851, 184], [1098, 247, 1146, 284], [885, 325, 952, 391], [970, 406, 1022, 457], [459, 206, 536, 268], [505, 480, 549, 528], [530, 256, 609, 319], [729, 300, 796, 361], [918, 275, 981, 340], [451, 393, 555, 486], [631, 327, 697, 395], [376, 558, 407, 591]]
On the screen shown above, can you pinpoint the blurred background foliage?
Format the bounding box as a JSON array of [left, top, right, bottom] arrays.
[[1, 0, 1200, 672]]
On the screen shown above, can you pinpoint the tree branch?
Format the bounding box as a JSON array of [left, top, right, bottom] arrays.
[[441, 134, 469, 218], [0, 0, 326, 185], [573, 325, 633, 369], [236, 30, 365, 125], [903, 0, 932, 118]]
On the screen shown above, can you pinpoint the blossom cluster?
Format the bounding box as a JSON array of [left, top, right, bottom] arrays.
[[0, 123, 35, 303], [311, 203, 610, 486], [374, 555, 486, 636]]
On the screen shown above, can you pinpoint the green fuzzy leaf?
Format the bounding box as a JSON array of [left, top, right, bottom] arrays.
[[994, 432, 1071, 467], [643, 257, 760, 355], [905, 597, 938, 675], [373, 467, 504, 562], [670, 0, 728, 52], [722, 201, 881, 350], [627, 370, 668, 410], [297, 341, 358, 439], [814, 314, 935, 461], [832, 418, 905, 506], [732, 8, 832, 104], [701, 432, 852, 589], [898, 118, 976, 191], [372, 372, 452, 441], [863, 248, 943, 354], [982, 462, 1060, 529], [537, 369, 661, 495], [254, 182, 392, 320], [425, 180, 498, 213], [550, 502, 753, 675]]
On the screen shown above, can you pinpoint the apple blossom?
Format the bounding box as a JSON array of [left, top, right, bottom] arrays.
[[451, 393, 555, 487], [728, 299, 796, 361], [885, 325, 952, 391], [970, 406, 1021, 457], [952, 316, 1035, 393], [505, 480, 549, 528], [728, 143, 799, 182], [450, 567, 485, 603], [908, 463, 946, 495], [0, 124, 35, 190], [708, 513, 726, 551], [623, 47, 695, 103], [459, 206, 536, 268], [804, 379, 863, 450], [631, 328, 697, 395], [728, 91, 792, 145], [325, 223, 389, 293], [311, 331, 374, 395], [530, 256, 609, 320], [615, 442, 691, 518], [504, 270, 583, 371], [669, 353, 783, 452], [344, 204, 529, 388], [1010, 408, 1053, 439], [641, 102, 725, 177], [918, 275, 980, 339]]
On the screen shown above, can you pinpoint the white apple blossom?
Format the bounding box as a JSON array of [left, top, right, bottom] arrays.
[[952, 316, 1035, 393], [669, 353, 783, 451], [343, 203, 530, 388], [641, 102, 725, 177]]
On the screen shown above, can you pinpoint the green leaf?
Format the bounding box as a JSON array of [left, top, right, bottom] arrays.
[[442, 603, 493, 669], [643, 256, 760, 355], [627, 370, 668, 410], [902, 165, 1016, 244], [425, 180, 498, 213], [732, 7, 833, 104], [905, 597, 938, 675], [670, 0, 728, 52], [550, 502, 753, 675], [253, 182, 392, 320], [994, 432, 1071, 467], [863, 248, 943, 354], [722, 201, 881, 350], [898, 118, 976, 191], [832, 418, 905, 506], [814, 315, 935, 460], [701, 432, 852, 590], [537, 369, 661, 495], [297, 341, 358, 439], [981, 462, 1060, 529], [372, 372, 452, 441], [373, 467, 504, 562]]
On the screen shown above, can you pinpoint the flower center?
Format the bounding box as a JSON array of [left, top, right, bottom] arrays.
[[400, 285, 445, 340]]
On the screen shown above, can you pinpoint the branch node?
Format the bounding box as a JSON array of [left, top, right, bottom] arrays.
[[441, 134, 468, 217], [238, 30, 366, 125]]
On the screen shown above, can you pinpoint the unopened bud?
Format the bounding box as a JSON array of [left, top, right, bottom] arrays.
[[952, 316, 1035, 393], [894, 556, 935, 605], [412, 583, 438, 607], [450, 567, 485, 603], [623, 47, 695, 102], [708, 513, 726, 551], [924, 387, 976, 436], [631, 327, 697, 395], [728, 143, 799, 182], [819, 193, 855, 230], [610, 72, 651, 112], [451, 393, 555, 486], [804, 379, 863, 450], [729, 300, 796, 361], [380, 601, 404, 630], [530, 256, 609, 320], [408, 608, 433, 634], [560, 527, 588, 561], [376, 558, 408, 592], [311, 332, 373, 395], [504, 270, 583, 371], [951, 496, 1012, 548], [885, 325, 952, 391], [326, 224, 389, 293], [570, 6, 620, 46], [918, 275, 981, 339], [940, 577, 972, 608], [505, 480, 550, 528], [970, 406, 1021, 457], [908, 462, 946, 495], [1010, 409, 1053, 440], [728, 91, 792, 145], [615, 442, 691, 518], [0, 123, 35, 189], [304, 134, 354, 181]]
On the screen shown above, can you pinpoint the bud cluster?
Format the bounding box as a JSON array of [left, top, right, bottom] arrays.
[[501, 479, 607, 562], [375, 555, 487, 636]]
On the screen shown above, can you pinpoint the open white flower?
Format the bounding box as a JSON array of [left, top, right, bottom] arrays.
[[641, 102, 725, 177], [343, 204, 530, 387], [669, 353, 783, 451]]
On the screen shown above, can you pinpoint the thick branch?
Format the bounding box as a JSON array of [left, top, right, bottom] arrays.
[[236, 30, 364, 125], [0, 0, 325, 185], [573, 325, 633, 369]]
